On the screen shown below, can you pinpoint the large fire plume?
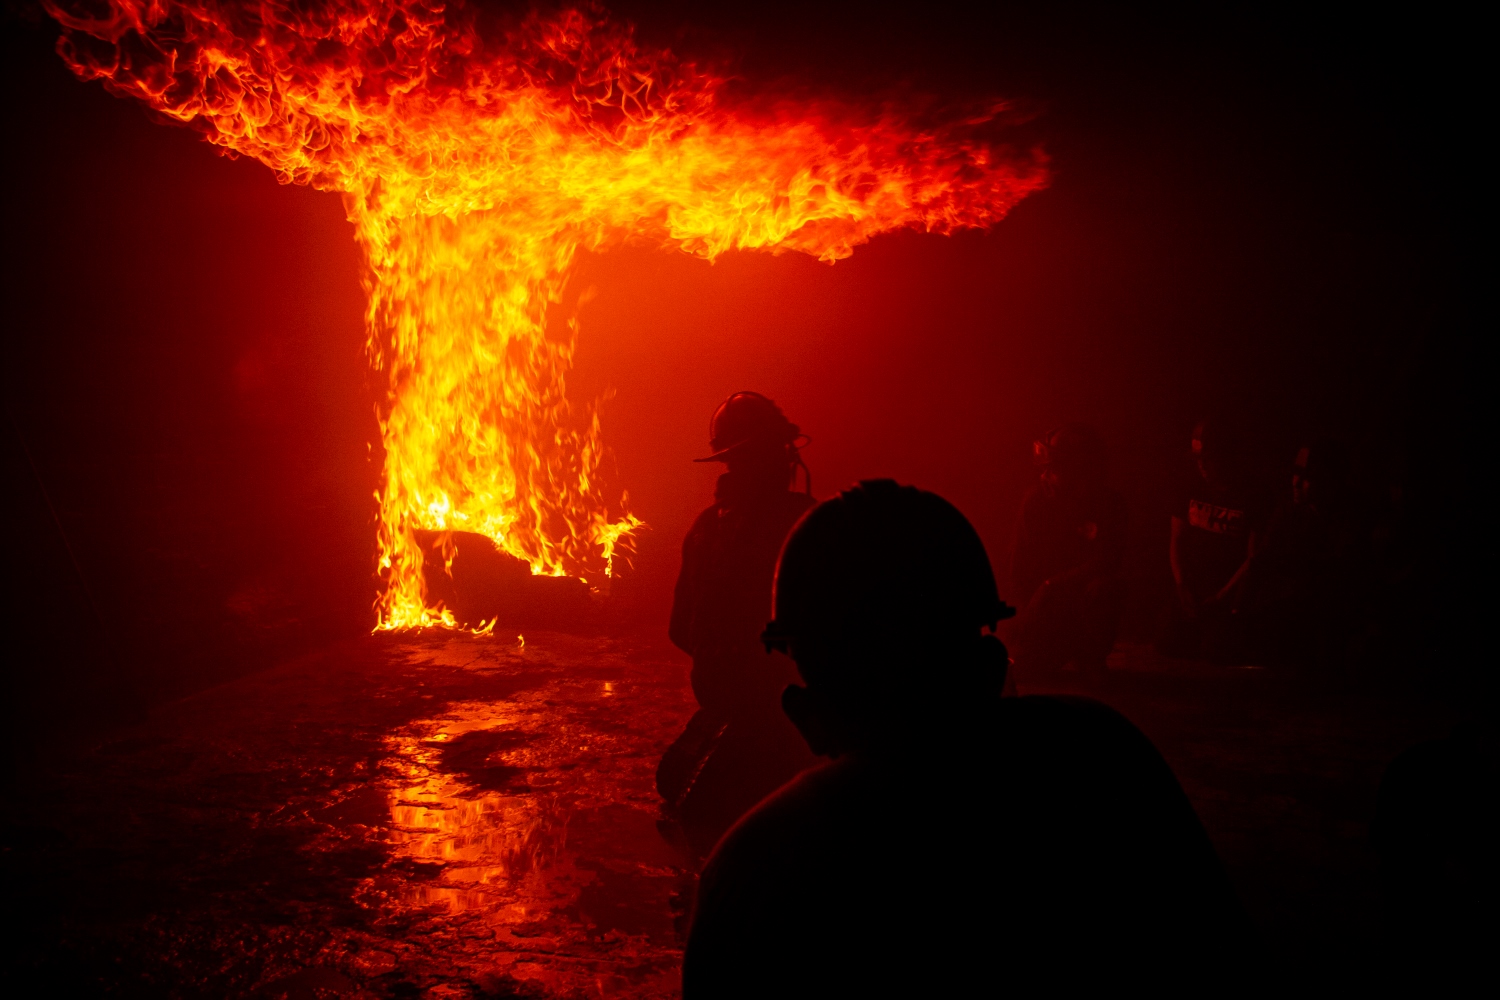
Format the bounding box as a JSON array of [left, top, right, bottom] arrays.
[[47, 0, 1048, 629]]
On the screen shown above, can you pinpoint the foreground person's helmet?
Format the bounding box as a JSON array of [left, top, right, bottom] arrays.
[[763, 480, 1014, 654], [694, 391, 801, 463]]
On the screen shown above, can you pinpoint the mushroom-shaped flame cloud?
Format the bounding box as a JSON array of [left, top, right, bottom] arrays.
[[48, 0, 1049, 628]]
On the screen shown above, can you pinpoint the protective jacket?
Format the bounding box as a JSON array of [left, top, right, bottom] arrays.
[[670, 472, 815, 716], [659, 472, 817, 860]]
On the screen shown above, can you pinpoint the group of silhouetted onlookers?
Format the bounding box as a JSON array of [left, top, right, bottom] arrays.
[[1161, 418, 1387, 670], [657, 392, 1485, 995], [659, 393, 1256, 994], [1007, 416, 1412, 676]]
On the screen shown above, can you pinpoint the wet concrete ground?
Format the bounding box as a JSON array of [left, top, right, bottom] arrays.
[[4, 632, 1464, 996], [5, 632, 696, 999]]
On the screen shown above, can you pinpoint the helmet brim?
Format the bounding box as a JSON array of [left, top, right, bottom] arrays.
[[691, 446, 739, 463], [693, 430, 808, 463], [691, 436, 769, 463]]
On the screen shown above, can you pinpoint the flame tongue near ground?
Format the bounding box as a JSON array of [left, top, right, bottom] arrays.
[[49, 0, 1049, 629]]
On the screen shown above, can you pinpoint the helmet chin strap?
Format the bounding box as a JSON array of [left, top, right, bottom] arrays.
[[789, 433, 813, 496], [792, 448, 813, 496]]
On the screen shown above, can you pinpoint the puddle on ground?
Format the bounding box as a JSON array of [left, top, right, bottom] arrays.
[[358, 634, 691, 996], [385, 701, 572, 923]]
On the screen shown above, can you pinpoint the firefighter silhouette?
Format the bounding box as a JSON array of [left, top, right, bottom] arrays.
[[658, 392, 819, 862]]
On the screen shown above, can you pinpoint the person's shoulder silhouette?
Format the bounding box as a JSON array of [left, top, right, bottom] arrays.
[[684, 480, 1248, 997]]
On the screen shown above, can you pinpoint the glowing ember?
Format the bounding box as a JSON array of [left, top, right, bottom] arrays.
[[47, 0, 1048, 629]]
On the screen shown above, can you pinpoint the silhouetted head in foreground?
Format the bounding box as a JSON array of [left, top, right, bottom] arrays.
[[685, 482, 1248, 997], [762, 479, 1014, 756]]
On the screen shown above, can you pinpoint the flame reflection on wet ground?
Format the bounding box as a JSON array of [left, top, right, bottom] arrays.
[[367, 634, 693, 996], [9, 631, 695, 998]]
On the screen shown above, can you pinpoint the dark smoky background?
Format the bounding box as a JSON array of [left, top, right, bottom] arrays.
[[1, 1, 1481, 742]]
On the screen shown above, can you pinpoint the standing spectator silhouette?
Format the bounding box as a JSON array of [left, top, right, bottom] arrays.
[[1159, 418, 1264, 662], [1009, 424, 1127, 678], [684, 480, 1248, 996], [1242, 440, 1370, 667], [658, 392, 819, 862]]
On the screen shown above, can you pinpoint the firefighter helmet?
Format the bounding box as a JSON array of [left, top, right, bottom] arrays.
[[693, 391, 801, 463], [762, 479, 1013, 654]]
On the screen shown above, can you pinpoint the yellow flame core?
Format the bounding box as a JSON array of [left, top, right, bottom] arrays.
[[49, 0, 1048, 629]]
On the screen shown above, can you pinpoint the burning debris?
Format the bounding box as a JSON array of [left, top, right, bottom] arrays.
[[47, 0, 1048, 628]]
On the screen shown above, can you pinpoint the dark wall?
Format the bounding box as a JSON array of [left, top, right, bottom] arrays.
[[1, 1, 1480, 732], [2, 8, 380, 729]]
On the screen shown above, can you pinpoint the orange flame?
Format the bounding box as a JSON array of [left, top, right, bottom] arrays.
[[47, 0, 1048, 629]]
